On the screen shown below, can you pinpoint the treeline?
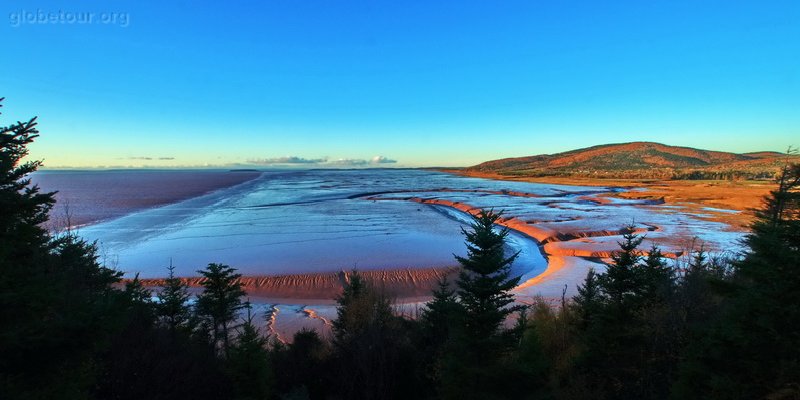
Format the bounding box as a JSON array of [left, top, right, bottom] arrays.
[[2, 99, 800, 399], [671, 169, 778, 181], [501, 168, 782, 181]]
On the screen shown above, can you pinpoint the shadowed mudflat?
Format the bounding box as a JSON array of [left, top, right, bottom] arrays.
[[37, 169, 750, 307]]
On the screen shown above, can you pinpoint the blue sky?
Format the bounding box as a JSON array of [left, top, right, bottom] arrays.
[[1, 0, 798, 168]]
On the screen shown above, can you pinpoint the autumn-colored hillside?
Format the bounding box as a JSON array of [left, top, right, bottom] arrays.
[[468, 142, 795, 180]]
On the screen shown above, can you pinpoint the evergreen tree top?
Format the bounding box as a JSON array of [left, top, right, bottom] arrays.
[[454, 209, 522, 337]]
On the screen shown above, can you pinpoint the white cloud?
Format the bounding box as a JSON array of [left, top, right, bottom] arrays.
[[370, 156, 397, 164], [329, 158, 369, 166]]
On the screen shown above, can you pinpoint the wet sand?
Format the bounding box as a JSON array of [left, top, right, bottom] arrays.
[[441, 169, 770, 228], [140, 268, 456, 342], [398, 169, 768, 302], [140, 267, 460, 304]]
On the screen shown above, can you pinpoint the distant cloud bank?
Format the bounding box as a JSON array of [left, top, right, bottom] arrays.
[[125, 156, 176, 161], [329, 158, 368, 166], [246, 155, 398, 167], [248, 156, 328, 165], [102, 155, 397, 168]]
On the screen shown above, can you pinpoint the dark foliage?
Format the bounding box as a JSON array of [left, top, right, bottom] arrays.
[[227, 303, 272, 400], [673, 163, 800, 399], [1, 99, 126, 398], [330, 270, 423, 400], [195, 262, 246, 357], [270, 329, 331, 399]]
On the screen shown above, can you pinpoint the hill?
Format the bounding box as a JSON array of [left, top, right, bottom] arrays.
[[468, 142, 795, 180]]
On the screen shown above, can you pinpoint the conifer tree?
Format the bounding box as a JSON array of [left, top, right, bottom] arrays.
[[331, 270, 413, 400], [0, 98, 52, 262], [674, 163, 800, 399], [454, 209, 522, 340], [0, 98, 126, 398], [571, 268, 603, 330], [676, 244, 726, 337], [271, 328, 330, 399], [419, 276, 462, 393], [440, 209, 523, 400], [636, 245, 680, 399], [572, 230, 681, 399], [638, 245, 675, 305], [124, 273, 155, 323], [125, 273, 153, 304], [600, 227, 644, 308], [158, 261, 192, 335], [420, 276, 461, 351], [332, 270, 370, 344], [196, 263, 245, 357], [227, 302, 272, 400]]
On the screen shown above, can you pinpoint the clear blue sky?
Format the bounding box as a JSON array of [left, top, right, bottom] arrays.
[[1, 0, 798, 168]]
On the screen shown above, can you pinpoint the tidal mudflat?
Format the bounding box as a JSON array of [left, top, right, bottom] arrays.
[[38, 170, 743, 294], [34, 169, 748, 339]]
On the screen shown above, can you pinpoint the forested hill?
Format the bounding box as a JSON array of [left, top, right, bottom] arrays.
[[468, 142, 796, 180]]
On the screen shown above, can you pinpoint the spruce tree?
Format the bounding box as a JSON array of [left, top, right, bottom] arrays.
[[600, 227, 644, 308], [441, 209, 523, 400], [125, 273, 153, 304], [0, 98, 126, 398], [674, 163, 800, 399], [420, 276, 461, 351], [158, 261, 192, 335], [124, 273, 155, 324], [0, 98, 52, 263], [454, 209, 522, 340], [637, 245, 679, 399], [573, 230, 681, 399], [332, 270, 369, 344], [638, 245, 675, 305], [571, 268, 604, 330], [331, 270, 412, 400], [196, 263, 245, 357], [419, 276, 462, 394], [676, 244, 727, 340], [271, 328, 331, 399], [227, 302, 272, 400]]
